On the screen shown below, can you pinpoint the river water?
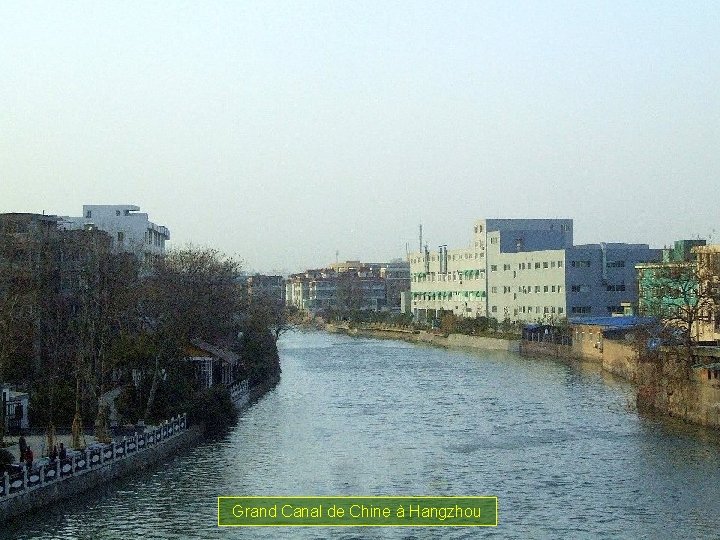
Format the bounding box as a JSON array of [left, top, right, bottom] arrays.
[[5, 330, 720, 539]]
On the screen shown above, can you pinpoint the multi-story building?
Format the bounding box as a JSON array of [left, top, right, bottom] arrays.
[[636, 240, 720, 344], [61, 204, 170, 266], [636, 240, 706, 319], [245, 274, 286, 306], [693, 244, 720, 342], [286, 260, 409, 313], [409, 219, 661, 323]]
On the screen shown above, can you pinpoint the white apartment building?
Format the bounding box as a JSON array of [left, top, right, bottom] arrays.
[[286, 261, 407, 313], [61, 204, 170, 265]]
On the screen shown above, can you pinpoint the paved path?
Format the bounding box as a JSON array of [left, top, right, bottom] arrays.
[[3, 433, 98, 463]]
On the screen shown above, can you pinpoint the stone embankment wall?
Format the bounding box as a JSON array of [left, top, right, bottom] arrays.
[[521, 335, 720, 429], [326, 323, 519, 353], [1, 414, 201, 523], [519, 336, 639, 381], [636, 354, 720, 428], [519, 341, 575, 360]]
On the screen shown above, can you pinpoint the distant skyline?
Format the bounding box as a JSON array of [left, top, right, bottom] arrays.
[[2, 1, 718, 274]]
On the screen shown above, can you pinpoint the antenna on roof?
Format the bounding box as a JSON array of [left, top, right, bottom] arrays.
[[419, 224, 423, 253]]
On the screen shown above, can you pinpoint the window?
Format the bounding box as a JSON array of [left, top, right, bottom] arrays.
[[558, 261, 563, 268], [543, 262, 549, 268], [490, 237, 498, 244], [117, 232, 124, 243], [535, 262, 541, 269], [558, 307, 564, 314], [606, 261, 626, 268], [116, 210, 121, 216], [571, 306, 592, 314], [551, 285, 556, 292], [490, 265, 497, 271], [571, 260, 591, 268], [491, 287, 497, 293], [535, 286, 541, 293], [558, 286, 563, 293], [571, 284, 590, 293], [86, 210, 92, 218], [551, 261, 556, 268], [606, 283, 626, 292], [491, 306, 497, 313], [503, 264, 511, 271]]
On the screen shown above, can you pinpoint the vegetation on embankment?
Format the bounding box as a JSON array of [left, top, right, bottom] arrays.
[[0, 238, 284, 445], [312, 309, 521, 340], [324, 321, 520, 353]]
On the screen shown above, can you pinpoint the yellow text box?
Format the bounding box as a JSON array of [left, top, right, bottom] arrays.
[[218, 496, 498, 527]]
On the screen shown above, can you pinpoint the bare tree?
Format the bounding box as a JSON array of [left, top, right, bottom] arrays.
[[248, 293, 292, 343], [138, 247, 244, 420], [638, 262, 720, 359]]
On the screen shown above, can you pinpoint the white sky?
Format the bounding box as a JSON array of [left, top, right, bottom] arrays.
[[1, 1, 719, 274]]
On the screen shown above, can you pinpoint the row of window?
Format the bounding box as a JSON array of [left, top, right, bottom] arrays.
[[491, 285, 564, 294], [412, 270, 484, 282], [490, 260, 564, 272], [490, 305, 565, 315], [409, 252, 484, 265], [570, 283, 626, 292], [412, 291, 486, 300]]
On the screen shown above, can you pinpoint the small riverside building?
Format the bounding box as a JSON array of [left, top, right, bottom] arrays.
[[185, 341, 242, 389], [568, 316, 657, 361]]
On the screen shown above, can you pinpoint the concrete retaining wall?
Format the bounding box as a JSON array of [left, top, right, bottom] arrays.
[[520, 340, 575, 359], [326, 324, 519, 353], [445, 333, 520, 352]]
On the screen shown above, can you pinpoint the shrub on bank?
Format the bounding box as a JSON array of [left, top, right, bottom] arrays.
[[189, 385, 238, 435], [0, 448, 14, 471]]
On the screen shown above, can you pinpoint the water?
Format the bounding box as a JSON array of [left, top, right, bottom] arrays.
[[5, 330, 720, 539]]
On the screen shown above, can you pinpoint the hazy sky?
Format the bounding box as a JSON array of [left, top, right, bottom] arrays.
[[1, 1, 718, 273]]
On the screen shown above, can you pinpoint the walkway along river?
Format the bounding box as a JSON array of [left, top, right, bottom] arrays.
[[4, 330, 720, 539]]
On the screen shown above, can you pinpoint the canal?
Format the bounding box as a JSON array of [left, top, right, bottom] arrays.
[[5, 329, 720, 539]]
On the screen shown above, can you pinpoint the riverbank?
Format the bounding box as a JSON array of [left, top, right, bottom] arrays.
[[1, 375, 280, 524], [324, 322, 520, 353], [520, 337, 720, 430], [0, 414, 201, 523]]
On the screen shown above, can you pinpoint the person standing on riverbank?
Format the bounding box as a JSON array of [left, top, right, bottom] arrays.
[[18, 435, 27, 462], [25, 446, 33, 469]]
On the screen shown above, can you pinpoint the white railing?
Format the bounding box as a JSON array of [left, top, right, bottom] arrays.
[[0, 413, 188, 500], [229, 379, 250, 405]]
